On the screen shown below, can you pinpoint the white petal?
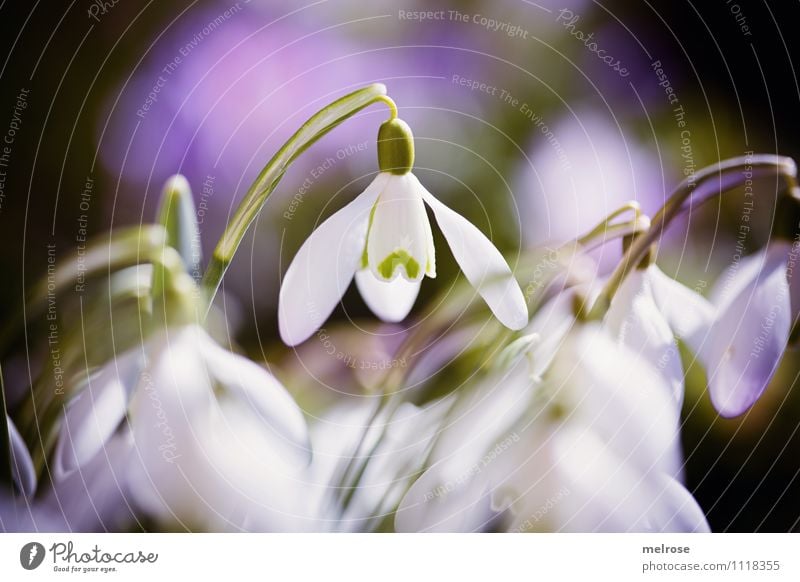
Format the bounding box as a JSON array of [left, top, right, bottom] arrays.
[[129, 328, 311, 530], [128, 331, 223, 524], [705, 245, 791, 417], [605, 269, 685, 406], [490, 423, 696, 533], [366, 174, 433, 282], [8, 416, 36, 496], [710, 247, 770, 308], [354, 269, 421, 322], [197, 328, 310, 465], [126, 330, 208, 512], [543, 427, 693, 532], [54, 350, 141, 476], [479, 423, 648, 532], [551, 326, 683, 478], [395, 459, 493, 532], [648, 265, 716, 356], [654, 474, 710, 533], [419, 181, 528, 330], [525, 288, 581, 380], [394, 368, 532, 532], [279, 174, 388, 346], [42, 429, 136, 531]]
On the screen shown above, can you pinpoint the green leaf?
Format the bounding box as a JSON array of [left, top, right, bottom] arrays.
[[0, 225, 168, 356], [153, 175, 202, 299], [201, 83, 390, 310], [157, 175, 203, 276]]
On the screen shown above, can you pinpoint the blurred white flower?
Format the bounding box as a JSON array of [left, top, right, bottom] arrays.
[[41, 428, 138, 532], [54, 324, 311, 531], [396, 325, 706, 532], [308, 399, 446, 532], [279, 170, 528, 346]]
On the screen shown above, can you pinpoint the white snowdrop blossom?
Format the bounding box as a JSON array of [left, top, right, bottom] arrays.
[[279, 118, 528, 346], [604, 263, 715, 407], [54, 324, 311, 531], [395, 324, 706, 532]]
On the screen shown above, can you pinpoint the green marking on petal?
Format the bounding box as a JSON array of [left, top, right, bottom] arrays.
[[377, 250, 420, 280], [361, 245, 369, 269], [362, 200, 379, 269], [426, 256, 436, 277]]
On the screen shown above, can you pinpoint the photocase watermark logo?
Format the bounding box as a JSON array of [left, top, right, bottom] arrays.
[[19, 542, 46, 570], [17, 540, 158, 574]]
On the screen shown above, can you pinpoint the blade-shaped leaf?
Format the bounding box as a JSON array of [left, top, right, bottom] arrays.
[[157, 175, 202, 277], [153, 175, 202, 298], [0, 226, 167, 355]]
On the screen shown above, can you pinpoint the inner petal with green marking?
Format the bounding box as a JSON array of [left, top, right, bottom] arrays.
[[365, 173, 435, 283], [377, 250, 421, 280]]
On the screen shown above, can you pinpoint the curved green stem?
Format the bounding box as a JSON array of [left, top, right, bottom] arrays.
[[374, 95, 398, 121], [576, 201, 641, 247], [201, 84, 397, 315], [587, 154, 797, 320]]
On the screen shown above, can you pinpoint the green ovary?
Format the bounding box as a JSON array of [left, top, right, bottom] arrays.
[[377, 250, 420, 280]]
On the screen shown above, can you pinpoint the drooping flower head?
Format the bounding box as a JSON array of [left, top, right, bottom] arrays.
[[53, 293, 312, 530], [279, 116, 528, 345]]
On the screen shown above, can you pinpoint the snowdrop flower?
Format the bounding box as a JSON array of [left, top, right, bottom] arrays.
[[125, 325, 312, 531], [698, 243, 792, 417], [600, 242, 789, 419], [604, 262, 715, 406], [589, 206, 791, 418], [279, 118, 528, 346], [396, 325, 705, 532], [54, 265, 312, 530]]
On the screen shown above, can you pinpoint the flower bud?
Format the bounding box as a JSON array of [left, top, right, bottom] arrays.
[[377, 118, 415, 174]]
